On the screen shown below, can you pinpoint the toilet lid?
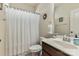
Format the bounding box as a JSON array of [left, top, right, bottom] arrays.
[[29, 45, 42, 52]]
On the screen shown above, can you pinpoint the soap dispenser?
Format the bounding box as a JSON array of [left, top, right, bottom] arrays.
[[75, 34, 77, 38]]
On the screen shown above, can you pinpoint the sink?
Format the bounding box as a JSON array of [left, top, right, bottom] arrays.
[[53, 40, 78, 49]]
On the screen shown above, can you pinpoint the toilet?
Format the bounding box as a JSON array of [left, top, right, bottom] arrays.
[[29, 37, 43, 56], [29, 45, 42, 56]]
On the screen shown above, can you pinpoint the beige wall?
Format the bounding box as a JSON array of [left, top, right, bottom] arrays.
[[55, 3, 79, 34], [36, 3, 54, 36], [0, 10, 5, 55]]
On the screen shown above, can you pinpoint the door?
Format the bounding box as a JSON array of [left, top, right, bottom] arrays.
[[70, 8, 79, 34]]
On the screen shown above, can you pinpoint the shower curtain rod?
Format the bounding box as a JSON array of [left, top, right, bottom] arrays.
[[6, 7, 40, 15]]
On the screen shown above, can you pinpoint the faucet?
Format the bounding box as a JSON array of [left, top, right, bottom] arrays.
[[63, 34, 71, 42]]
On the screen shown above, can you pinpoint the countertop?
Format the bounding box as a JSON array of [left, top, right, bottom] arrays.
[[41, 37, 79, 56]]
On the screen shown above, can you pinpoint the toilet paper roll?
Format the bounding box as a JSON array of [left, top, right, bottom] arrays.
[[48, 24, 53, 34]]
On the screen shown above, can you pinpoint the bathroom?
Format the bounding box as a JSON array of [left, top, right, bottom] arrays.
[[0, 3, 79, 56]]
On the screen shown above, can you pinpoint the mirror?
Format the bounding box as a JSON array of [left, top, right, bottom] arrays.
[[54, 3, 79, 35]]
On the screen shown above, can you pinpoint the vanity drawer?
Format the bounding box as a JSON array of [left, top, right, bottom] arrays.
[[42, 42, 69, 56]]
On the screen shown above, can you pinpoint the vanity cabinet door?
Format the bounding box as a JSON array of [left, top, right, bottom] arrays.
[[42, 50, 49, 56], [42, 42, 69, 56]]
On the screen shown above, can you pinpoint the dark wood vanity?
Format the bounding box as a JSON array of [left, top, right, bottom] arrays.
[[42, 42, 70, 56]]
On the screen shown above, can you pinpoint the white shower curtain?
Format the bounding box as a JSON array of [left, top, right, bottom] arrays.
[[5, 8, 40, 56]]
